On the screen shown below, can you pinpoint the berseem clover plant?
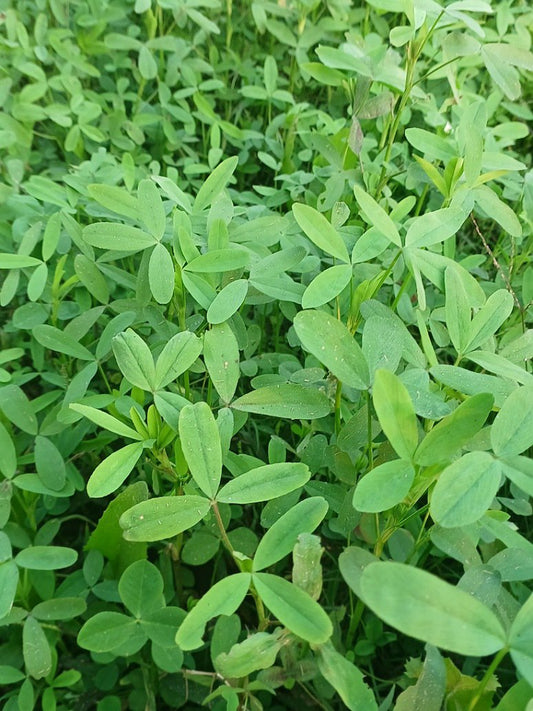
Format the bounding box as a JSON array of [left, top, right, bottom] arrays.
[[0, 0, 532, 709]]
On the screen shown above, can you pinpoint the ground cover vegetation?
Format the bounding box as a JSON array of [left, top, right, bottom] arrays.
[[0, 0, 532, 708]]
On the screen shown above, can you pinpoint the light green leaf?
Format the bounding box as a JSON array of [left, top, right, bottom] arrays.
[[204, 323, 239, 404], [360, 562, 506, 655], [138, 45, 158, 80], [69, 403, 143, 440], [491, 387, 533, 457], [32, 597, 86, 621], [405, 128, 457, 162], [35, 435, 66, 491], [500, 456, 533, 498], [33, 324, 94, 361], [87, 442, 145, 498], [138, 179, 166, 240], [185, 247, 249, 273], [23, 616, 52, 679], [193, 156, 239, 213], [179, 402, 222, 498], [253, 497, 328, 571], [0, 421, 17, 479], [217, 462, 310, 505], [294, 310, 369, 390], [15, 546, 77, 570], [0, 254, 42, 269], [445, 267, 471, 353], [112, 329, 156, 391], [430, 452, 501, 528], [394, 645, 446, 711], [474, 185, 522, 237], [373, 369, 418, 461], [87, 184, 139, 221], [465, 289, 514, 353], [292, 203, 350, 262], [74, 255, 109, 304], [353, 460, 415, 513], [0, 560, 18, 618], [353, 185, 401, 247], [83, 223, 157, 252], [253, 573, 332, 644], [508, 593, 533, 688], [120, 494, 210, 542], [154, 331, 202, 390], [207, 279, 248, 324], [78, 611, 146, 653], [317, 642, 378, 711], [214, 630, 283, 678], [176, 573, 251, 650], [302, 264, 352, 309], [405, 208, 466, 249], [232, 384, 331, 420], [149, 243, 175, 304], [118, 560, 165, 618], [415, 393, 493, 466]]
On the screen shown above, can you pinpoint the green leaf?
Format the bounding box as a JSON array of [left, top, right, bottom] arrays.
[[87, 183, 139, 221], [78, 611, 146, 653], [74, 255, 109, 304], [253, 573, 332, 644], [0, 666, 25, 684], [179, 402, 222, 498], [405, 208, 466, 249], [217, 463, 310, 504], [0, 560, 18, 618], [405, 128, 458, 162], [33, 324, 94, 361], [353, 185, 401, 247], [353, 460, 415, 513], [0, 421, 17, 479], [372, 369, 418, 461], [491, 387, 533, 458], [185, 247, 249, 273], [149, 243, 175, 304], [445, 267, 471, 353], [138, 45, 158, 80], [415, 393, 494, 466], [138, 179, 166, 240], [508, 593, 533, 688], [214, 630, 283, 678], [294, 310, 369, 390], [292, 203, 350, 262], [112, 329, 156, 391], [154, 331, 202, 390], [86, 482, 148, 574], [0, 254, 42, 269], [32, 597, 86, 621], [464, 289, 514, 353], [204, 323, 239, 404], [193, 156, 239, 213], [232, 384, 330, 420], [69, 403, 143, 440], [394, 645, 446, 711], [118, 560, 165, 618], [120, 494, 210, 542], [474, 185, 522, 237], [15, 546, 77, 570], [302, 264, 352, 309], [430, 452, 501, 528], [500, 456, 533, 498], [23, 616, 52, 679], [176, 573, 251, 650], [87, 442, 145, 498], [35, 435, 66, 491], [142, 606, 186, 648], [83, 223, 157, 252], [207, 279, 248, 324], [253, 497, 328, 571], [360, 562, 506, 656], [317, 642, 378, 711]]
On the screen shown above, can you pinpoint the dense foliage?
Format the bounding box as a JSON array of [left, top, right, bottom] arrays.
[[1, 0, 532, 709]]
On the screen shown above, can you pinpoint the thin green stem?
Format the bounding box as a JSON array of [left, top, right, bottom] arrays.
[[467, 648, 508, 711], [334, 380, 343, 435]]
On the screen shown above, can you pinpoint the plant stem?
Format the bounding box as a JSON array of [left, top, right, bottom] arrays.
[[467, 648, 508, 711]]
